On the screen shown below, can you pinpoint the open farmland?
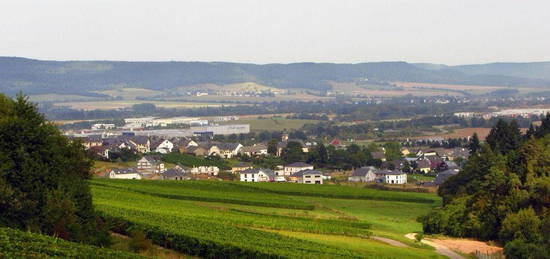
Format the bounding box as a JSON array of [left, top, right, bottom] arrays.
[[220, 117, 321, 131], [91, 179, 444, 258]]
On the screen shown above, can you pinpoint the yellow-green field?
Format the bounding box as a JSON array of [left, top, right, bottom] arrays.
[[91, 179, 445, 258], [53, 100, 245, 110], [221, 118, 321, 131]]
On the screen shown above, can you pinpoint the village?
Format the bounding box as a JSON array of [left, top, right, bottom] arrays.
[[79, 131, 469, 188]]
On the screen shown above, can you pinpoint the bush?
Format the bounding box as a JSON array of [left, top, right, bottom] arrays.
[[129, 229, 153, 253], [503, 240, 548, 259]]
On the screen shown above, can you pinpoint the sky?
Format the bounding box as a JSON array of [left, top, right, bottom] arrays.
[[1, 0, 549, 65]]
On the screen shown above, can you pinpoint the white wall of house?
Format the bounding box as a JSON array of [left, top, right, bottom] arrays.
[[109, 171, 142, 180], [240, 171, 271, 182], [283, 165, 314, 176], [385, 174, 407, 184], [302, 173, 323, 184], [155, 140, 174, 154]]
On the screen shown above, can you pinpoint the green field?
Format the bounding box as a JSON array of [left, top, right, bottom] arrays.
[[221, 118, 320, 131], [91, 179, 444, 258], [0, 227, 142, 258]]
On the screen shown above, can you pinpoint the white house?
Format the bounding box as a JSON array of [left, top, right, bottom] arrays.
[[283, 162, 314, 176], [190, 166, 220, 176], [349, 166, 378, 182], [384, 171, 407, 184], [240, 168, 276, 182], [137, 156, 165, 174], [291, 169, 323, 184], [108, 168, 142, 180], [152, 139, 174, 154]]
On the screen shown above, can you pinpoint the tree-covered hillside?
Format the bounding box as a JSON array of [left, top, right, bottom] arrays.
[[422, 117, 550, 259], [1, 57, 549, 95]]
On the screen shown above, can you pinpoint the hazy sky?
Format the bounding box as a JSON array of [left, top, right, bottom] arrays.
[[1, 0, 549, 65]]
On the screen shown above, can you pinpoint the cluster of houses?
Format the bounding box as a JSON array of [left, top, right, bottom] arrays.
[[238, 162, 327, 184]]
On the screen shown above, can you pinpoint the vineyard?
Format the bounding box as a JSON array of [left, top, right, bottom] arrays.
[[0, 227, 142, 258], [91, 179, 445, 258]]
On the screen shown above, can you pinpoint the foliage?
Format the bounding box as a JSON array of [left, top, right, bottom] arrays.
[[422, 120, 550, 258], [0, 94, 109, 246], [0, 227, 142, 258]]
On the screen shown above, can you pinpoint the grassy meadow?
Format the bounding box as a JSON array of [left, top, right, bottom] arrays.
[[220, 117, 321, 131], [91, 179, 444, 258]]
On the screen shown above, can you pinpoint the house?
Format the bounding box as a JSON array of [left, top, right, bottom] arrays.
[[449, 147, 470, 161], [283, 162, 314, 176], [190, 166, 220, 176], [176, 139, 199, 153], [290, 169, 323, 184], [240, 143, 268, 157], [108, 168, 142, 180], [79, 136, 103, 149], [384, 170, 407, 184], [415, 158, 432, 174], [437, 160, 459, 172], [186, 145, 210, 156], [434, 169, 459, 185], [401, 148, 411, 157], [125, 136, 151, 153], [151, 139, 174, 154], [349, 166, 378, 182], [89, 145, 110, 159], [231, 162, 252, 174], [329, 139, 346, 149], [239, 168, 276, 182], [215, 143, 243, 158], [371, 151, 386, 162], [137, 156, 166, 174], [162, 166, 189, 180]]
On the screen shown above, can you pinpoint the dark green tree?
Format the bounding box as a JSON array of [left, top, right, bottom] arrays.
[[0, 94, 110, 246], [281, 141, 306, 163], [468, 132, 481, 155], [267, 138, 278, 155]]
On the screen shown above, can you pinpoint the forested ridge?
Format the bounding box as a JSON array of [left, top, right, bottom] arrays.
[[422, 116, 550, 258]]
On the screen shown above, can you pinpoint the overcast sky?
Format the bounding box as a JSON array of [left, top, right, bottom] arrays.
[[1, 0, 549, 65]]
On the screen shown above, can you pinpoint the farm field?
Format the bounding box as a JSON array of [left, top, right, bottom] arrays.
[[220, 118, 321, 131], [91, 179, 445, 258]]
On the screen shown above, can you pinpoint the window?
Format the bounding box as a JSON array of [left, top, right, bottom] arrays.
[[305, 175, 311, 178], [315, 181, 321, 184]]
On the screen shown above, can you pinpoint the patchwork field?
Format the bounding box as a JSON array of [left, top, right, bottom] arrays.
[[91, 179, 445, 258]]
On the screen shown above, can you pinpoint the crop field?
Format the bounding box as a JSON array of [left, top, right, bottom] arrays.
[[0, 227, 141, 258], [94, 87, 165, 100], [91, 179, 444, 258], [220, 118, 321, 131]]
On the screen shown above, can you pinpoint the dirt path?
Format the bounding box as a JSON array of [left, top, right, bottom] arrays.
[[405, 233, 465, 259], [371, 236, 410, 248]]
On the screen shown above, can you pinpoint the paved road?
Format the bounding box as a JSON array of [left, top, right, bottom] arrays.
[[405, 233, 465, 259], [371, 236, 410, 248]]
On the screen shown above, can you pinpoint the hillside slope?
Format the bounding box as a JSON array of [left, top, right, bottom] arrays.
[[1, 57, 549, 95]]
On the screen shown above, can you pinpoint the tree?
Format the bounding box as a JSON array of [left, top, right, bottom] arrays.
[[468, 133, 481, 155], [0, 94, 110, 246], [267, 139, 278, 155], [281, 141, 305, 163], [383, 142, 402, 161]]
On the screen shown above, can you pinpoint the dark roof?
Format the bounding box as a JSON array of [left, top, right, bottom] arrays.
[[216, 142, 241, 151], [291, 169, 322, 177], [241, 143, 267, 152], [416, 158, 431, 168], [351, 166, 377, 177], [286, 162, 312, 168], [378, 169, 405, 175], [434, 169, 459, 185], [163, 168, 187, 178], [126, 136, 149, 145], [233, 162, 251, 168]]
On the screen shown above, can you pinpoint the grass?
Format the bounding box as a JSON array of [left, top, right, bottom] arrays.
[[220, 118, 320, 131], [52, 100, 244, 110], [90, 179, 443, 258], [0, 227, 142, 259]]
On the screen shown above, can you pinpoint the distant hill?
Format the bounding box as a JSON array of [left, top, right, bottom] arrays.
[[1, 57, 550, 95], [415, 62, 550, 81]]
